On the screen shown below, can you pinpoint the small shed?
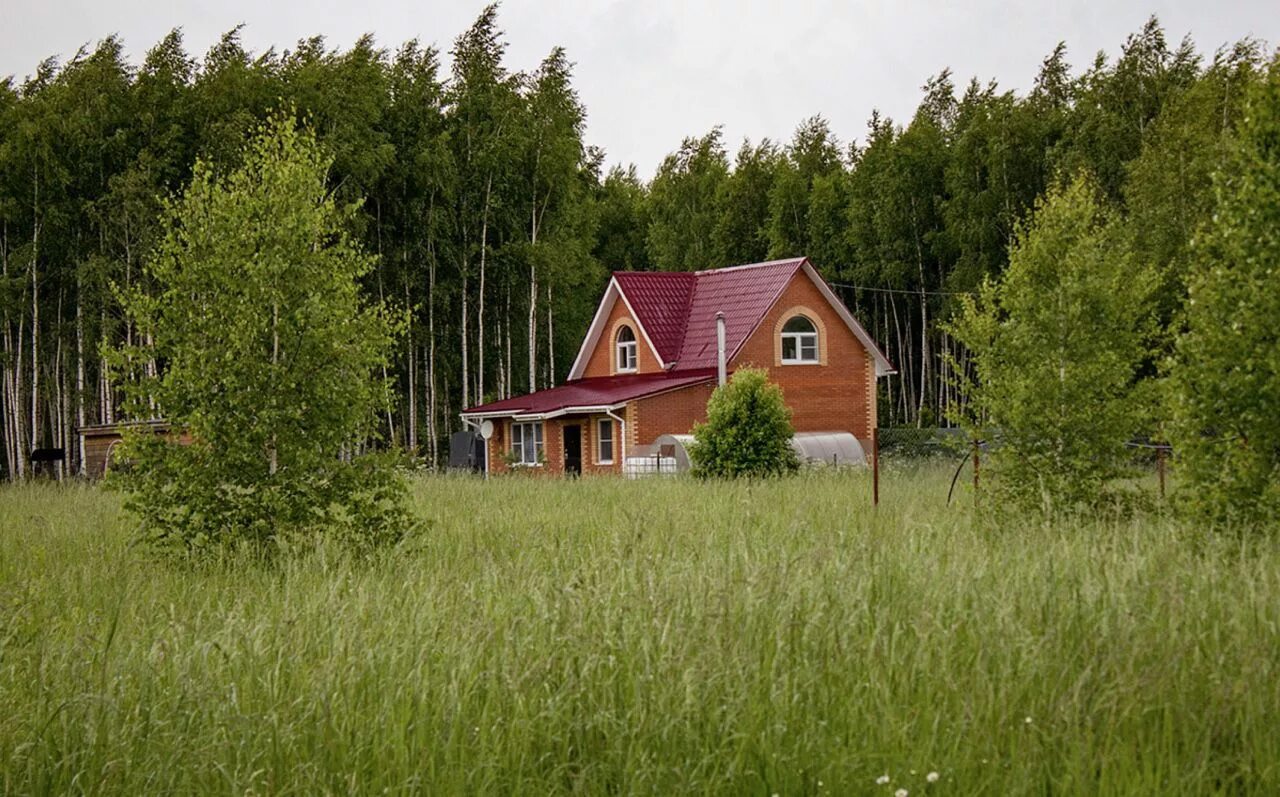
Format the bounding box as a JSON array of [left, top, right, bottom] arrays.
[[78, 420, 173, 479]]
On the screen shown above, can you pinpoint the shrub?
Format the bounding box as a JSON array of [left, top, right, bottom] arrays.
[[690, 368, 800, 478]]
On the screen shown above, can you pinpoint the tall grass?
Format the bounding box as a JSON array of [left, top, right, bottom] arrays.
[[1, 469, 1277, 794]]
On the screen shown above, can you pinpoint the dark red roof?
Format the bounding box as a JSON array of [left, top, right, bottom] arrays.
[[612, 271, 694, 363], [615, 258, 805, 371], [464, 369, 716, 416], [675, 259, 805, 369]]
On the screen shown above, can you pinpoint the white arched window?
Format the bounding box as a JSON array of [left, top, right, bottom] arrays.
[[615, 325, 637, 372], [780, 315, 819, 363]]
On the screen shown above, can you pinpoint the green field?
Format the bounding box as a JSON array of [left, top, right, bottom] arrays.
[[2, 468, 1278, 795]]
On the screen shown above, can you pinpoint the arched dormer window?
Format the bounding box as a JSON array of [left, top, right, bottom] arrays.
[[780, 315, 819, 363], [615, 325, 638, 372]]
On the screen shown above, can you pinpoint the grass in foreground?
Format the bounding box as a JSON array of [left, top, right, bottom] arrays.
[[1, 467, 1278, 795]]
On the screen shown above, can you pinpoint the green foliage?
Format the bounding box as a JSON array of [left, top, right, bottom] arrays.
[[1, 12, 1276, 477], [646, 128, 729, 269], [714, 139, 779, 265], [948, 175, 1156, 510], [690, 367, 799, 478], [1169, 58, 1280, 527], [1054, 18, 1201, 202], [766, 115, 843, 259], [1124, 41, 1265, 324], [592, 165, 651, 270], [111, 114, 414, 551]]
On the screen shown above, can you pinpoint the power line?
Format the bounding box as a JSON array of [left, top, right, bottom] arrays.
[[828, 281, 977, 298]]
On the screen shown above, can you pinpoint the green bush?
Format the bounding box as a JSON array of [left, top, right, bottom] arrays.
[[690, 367, 800, 478]]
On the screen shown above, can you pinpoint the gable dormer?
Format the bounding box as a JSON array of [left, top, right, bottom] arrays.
[[571, 278, 667, 379]]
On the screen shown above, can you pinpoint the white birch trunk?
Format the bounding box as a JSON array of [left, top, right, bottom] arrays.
[[29, 212, 40, 460], [546, 283, 555, 387], [528, 190, 538, 394], [427, 245, 438, 466], [76, 289, 85, 476], [405, 279, 417, 454], [477, 174, 492, 404], [461, 263, 469, 410]]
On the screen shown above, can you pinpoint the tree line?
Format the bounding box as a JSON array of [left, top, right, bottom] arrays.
[[0, 7, 1271, 478]]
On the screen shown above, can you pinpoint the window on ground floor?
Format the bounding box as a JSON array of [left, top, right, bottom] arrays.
[[511, 421, 544, 465], [597, 418, 614, 464]]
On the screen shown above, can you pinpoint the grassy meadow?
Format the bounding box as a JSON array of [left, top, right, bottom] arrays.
[[1, 466, 1278, 795]]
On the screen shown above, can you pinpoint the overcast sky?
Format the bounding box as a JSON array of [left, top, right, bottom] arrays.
[[2, 1, 1275, 176]]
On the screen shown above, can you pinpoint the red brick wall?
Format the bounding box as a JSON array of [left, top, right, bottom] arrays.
[[731, 271, 876, 444], [630, 382, 716, 447], [486, 414, 625, 476], [580, 297, 663, 378]]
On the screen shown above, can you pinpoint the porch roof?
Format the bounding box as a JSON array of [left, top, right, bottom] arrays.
[[461, 368, 717, 420]]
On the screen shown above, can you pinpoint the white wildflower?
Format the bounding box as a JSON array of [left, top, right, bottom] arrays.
[[1025, 716, 1033, 724], [876, 774, 891, 785], [895, 789, 909, 797], [926, 771, 940, 783]]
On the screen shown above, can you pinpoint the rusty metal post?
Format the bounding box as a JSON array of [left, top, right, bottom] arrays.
[[1157, 445, 1167, 499], [972, 437, 980, 506], [872, 428, 880, 508]]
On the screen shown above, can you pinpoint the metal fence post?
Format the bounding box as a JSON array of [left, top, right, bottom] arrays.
[[972, 437, 980, 507], [872, 428, 880, 508]]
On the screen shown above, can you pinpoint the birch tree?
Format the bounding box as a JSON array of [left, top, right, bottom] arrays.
[[113, 114, 410, 550]]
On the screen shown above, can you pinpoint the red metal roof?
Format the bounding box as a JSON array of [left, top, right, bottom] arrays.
[[612, 271, 694, 363], [674, 259, 805, 369], [614, 258, 805, 371], [463, 369, 717, 416]]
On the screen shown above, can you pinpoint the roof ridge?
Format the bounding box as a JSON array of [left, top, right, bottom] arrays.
[[612, 257, 808, 279], [693, 256, 807, 275], [611, 269, 696, 279]]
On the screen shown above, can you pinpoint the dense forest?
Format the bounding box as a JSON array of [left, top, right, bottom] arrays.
[[0, 6, 1272, 478]]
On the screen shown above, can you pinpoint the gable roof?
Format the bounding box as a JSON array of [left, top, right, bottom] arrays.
[[567, 257, 893, 379], [674, 258, 806, 370], [461, 369, 717, 419], [612, 271, 695, 362]]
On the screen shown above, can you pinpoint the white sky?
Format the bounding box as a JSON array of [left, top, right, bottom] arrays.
[[2, 1, 1275, 177]]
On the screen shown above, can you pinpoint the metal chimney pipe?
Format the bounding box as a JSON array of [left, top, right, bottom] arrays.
[[716, 312, 727, 387]]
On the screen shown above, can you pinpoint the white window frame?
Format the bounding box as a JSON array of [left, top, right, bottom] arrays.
[[615, 326, 638, 373], [510, 421, 544, 466], [596, 418, 615, 464], [780, 315, 819, 364]]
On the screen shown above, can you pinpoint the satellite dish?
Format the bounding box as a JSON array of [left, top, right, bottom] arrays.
[[478, 420, 494, 440]]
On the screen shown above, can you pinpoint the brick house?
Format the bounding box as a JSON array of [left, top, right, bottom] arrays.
[[461, 257, 894, 475]]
